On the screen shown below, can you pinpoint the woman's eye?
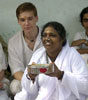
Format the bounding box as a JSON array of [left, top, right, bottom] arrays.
[[42, 33, 57, 38], [42, 34, 47, 37], [50, 34, 56, 37]]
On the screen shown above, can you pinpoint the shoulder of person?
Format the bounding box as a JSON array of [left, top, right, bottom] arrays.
[[31, 46, 45, 59], [8, 31, 22, 45], [76, 31, 85, 36], [29, 46, 45, 64], [33, 46, 45, 56], [69, 46, 81, 56]]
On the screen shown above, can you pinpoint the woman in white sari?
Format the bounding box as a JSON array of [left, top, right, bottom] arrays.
[[15, 21, 88, 100]]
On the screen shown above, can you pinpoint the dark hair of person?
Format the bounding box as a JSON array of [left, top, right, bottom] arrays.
[[16, 2, 37, 19], [80, 7, 88, 25], [41, 21, 67, 46]]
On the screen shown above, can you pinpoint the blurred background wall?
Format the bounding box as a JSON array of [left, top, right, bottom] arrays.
[[0, 0, 88, 43]]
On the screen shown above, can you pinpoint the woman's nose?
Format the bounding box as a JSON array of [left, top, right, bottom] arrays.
[[46, 35, 51, 40]]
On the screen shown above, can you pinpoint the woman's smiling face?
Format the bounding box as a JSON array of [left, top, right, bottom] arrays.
[[42, 26, 63, 54]]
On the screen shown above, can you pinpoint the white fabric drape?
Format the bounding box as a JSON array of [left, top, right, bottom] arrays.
[[15, 42, 88, 100]]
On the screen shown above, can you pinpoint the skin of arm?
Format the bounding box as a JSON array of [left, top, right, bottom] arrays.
[[46, 63, 64, 80], [77, 49, 88, 54], [0, 70, 5, 81], [53, 64, 64, 80], [0, 70, 5, 89], [71, 39, 88, 46], [71, 39, 88, 54], [14, 71, 24, 81]]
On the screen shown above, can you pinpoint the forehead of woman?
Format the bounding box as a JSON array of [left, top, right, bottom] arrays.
[[42, 22, 66, 39], [44, 26, 58, 34]]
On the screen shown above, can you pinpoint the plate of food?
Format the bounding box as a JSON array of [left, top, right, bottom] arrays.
[[27, 63, 54, 74]]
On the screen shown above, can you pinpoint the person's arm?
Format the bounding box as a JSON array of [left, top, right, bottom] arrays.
[[0, 70, 5, 89], [71, 39, 88, 46], [0, 43, 7, 89], [46, 63, 64, 80], [8, 39, 25, 80], [0, 70, 4, 81], [71, 39, 88, 54], [14, 71, 24, 81], [61, 49, 88, 98], [0, 35, 8, 57], [53, 64, 64, 80], [76, 48, 88, 54]]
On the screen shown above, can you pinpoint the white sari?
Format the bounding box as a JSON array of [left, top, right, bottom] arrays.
[[15, 42, 88, 100]]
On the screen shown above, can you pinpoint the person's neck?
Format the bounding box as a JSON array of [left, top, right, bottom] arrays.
[[24, 26, 39, 42], [47, 49, 61, 62], [86, 30, 88, 37]]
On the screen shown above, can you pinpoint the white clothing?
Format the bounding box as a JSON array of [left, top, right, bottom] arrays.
[[15, 42, 88, 100], [8, 29, 42, 95], [0, 43, 7, 71], [8, 29, 42, 75], [73, 31, 88, 68], [0, 43, 10, 100], [0, 90, 10, 100], [10, 79, 21, 95], [73, 31, 88, 49]]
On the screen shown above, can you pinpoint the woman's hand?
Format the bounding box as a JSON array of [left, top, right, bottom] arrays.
[[28, 73, 38, 83], [46, 63, 64, 80], [27, 62, 38, 83], [54, 64, 64, 79]]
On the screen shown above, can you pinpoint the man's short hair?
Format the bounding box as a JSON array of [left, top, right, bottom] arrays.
[[16, 2, 38, 19]]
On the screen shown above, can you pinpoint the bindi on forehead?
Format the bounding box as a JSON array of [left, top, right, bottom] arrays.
[[20, 16, 33, 19], [24, 16, 27, 19]]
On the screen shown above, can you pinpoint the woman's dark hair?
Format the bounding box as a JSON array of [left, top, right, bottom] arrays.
[[41, 21, 67, 46], [80, 7, 88, 25]]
